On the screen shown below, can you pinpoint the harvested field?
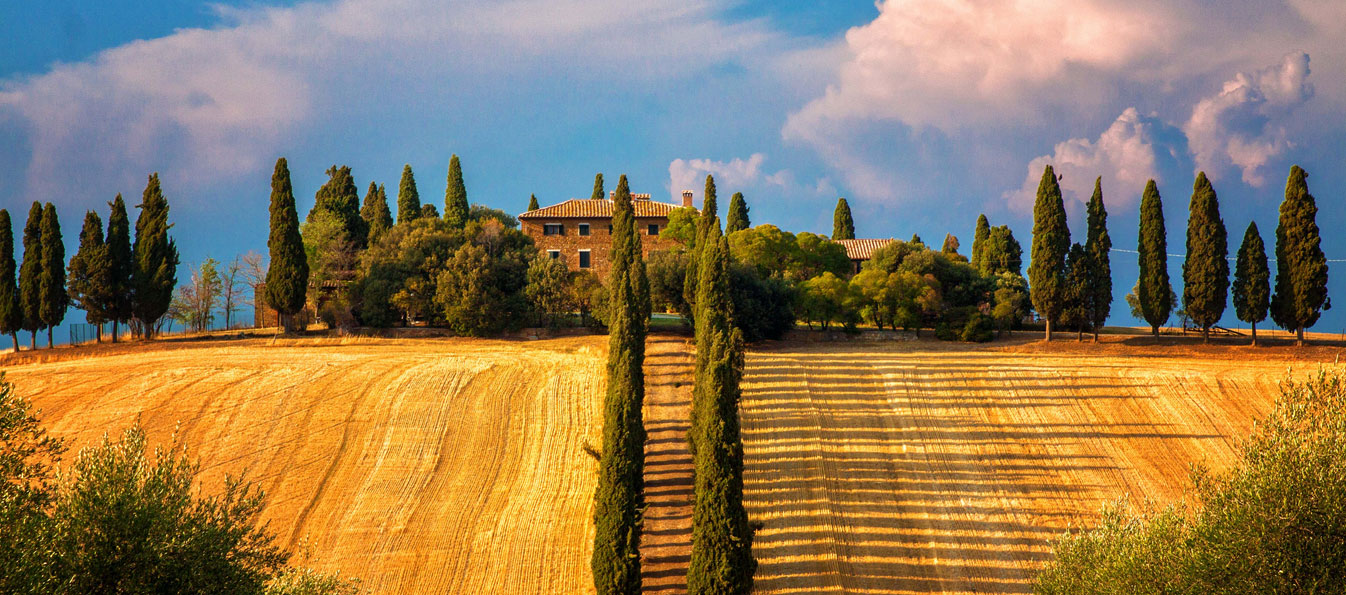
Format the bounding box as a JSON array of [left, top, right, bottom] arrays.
[[739, 338, 1325, 594], [2, 335, 609, 595]]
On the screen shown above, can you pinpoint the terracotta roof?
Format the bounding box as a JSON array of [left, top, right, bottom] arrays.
[[833, 238, 894, 261], [519, 198, 686, 219]]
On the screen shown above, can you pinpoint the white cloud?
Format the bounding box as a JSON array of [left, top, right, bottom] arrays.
[[1183, 52, 1314, 186], [667, 153, 788, 200]]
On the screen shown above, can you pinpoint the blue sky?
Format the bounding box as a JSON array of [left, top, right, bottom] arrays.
[[3, 0, 1345, 336]]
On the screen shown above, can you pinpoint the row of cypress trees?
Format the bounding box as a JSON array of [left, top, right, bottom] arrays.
[[0, 175, 177, 351], [1027, 168, 1113, 341]]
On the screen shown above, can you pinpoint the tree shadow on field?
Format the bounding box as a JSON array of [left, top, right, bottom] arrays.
[[740, 346, 1212, 595]]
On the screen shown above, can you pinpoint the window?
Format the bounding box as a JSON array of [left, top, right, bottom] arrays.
[[578, 250, 591, 269], [607, 224, 613, 234], [648, 224, 659, 236], [547, 250, 560, 260], [579, 223, 590, 236], [543, 223, 564, 236]]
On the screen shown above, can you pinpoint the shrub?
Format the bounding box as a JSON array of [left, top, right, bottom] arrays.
[[960, 313, 994, 342], [729, 264, 795, 341]]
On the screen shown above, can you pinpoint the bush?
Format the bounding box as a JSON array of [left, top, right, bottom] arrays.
[[1035, 370, 1346, 594], [934, 322, 956, 341], [729, 264, 796, 341], [960, 313, 994, 342]]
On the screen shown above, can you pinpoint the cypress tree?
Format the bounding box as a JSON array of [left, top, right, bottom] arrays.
[[444, 154, 469, 228], [687, 220, 756, 594], [1270, 165, 1328, 346], [104, 195, 133, 342], [0, 209, 20, 351], [265, 158, 309, 332], [1137, 180, 1172, 337], [310, 165, 367, 248], [1085, 178, 1112, 342], [1181, 172, 1229, 343], [971, 214, 991, 272], [910, 233, 924, 246], [396, 164, 421, 224], [527, 194, 540, 212], [421, 204, 439, 219], [726, 192, 750, 233], [1063, 242, 1091, 341], [18, 202, 43, 349], [1028, 165, 1070, 340], [941, 234, 960, 255], [38, 203, 67, 348], [591, 174, 648, 595], [131, 173, 180, 339], [1233, 222, 1270, 346], [832, 198, 855, 240], [683, 175, 719, 325], [361, 182, 393, 244], [592, 173, 605, 200], [68, 211, 109, 342]]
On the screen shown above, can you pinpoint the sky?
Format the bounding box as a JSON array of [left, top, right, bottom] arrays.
[[2, 0, 1345, 338]]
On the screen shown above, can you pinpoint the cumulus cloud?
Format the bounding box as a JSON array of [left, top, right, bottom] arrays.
[[668, 153, 798, 202], [1008, 108, 1190, 212], [1184, 52, 1314, 186]]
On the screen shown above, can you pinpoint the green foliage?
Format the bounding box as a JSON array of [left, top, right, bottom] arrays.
[[1138, 179, 1172, 335], [981, 225, 1023, 277], [525, 256, 574, 328], [960, 312, 994, 342], [992, 272, 1030, 333], [1270, 165, 1329, 340], [104, 195, 134, 333], [131, 174, 180, 338], [727, 264, 795, 342], [0, 211, 18, 345], [352, 217, 465, 327], [849, 267, 924, 332], [396, 164, 421, 224], [37, 204, 67, 344], [591, 173, 605, 201], [592, 174, 648, 595], [265, 158, 310, 327], [443, 154, 470, 229], [660, 207, 700, 249], [682, 175, 719, 325], [527, 194, 540, 212], [728, 225, 848, 283], [726, 192, 750, 233], [361, 182, 393, 244], [647, 249, 690, 316], [18, 202, 43, 338], [799, 272, 853, 330], [67, 211, 111, 328], [0, 374, 65, 593], [1061, 243, 1091, 336], [433, 220, 533, 336], [1232, 222, 1270, 341], [1181, 172, 1229, 339], [1028, 165, 1069, 335], [467, 204, 518, 229], [1036, 369, 1346, 594], [308, 165, 367, 249], [909, 233, 924, 247], [831, 198, 855, 240], [971, 214, 990, 271], [420, 204, 439, 219], [1085, 179, 1112, 338], [941, 234, 960, 256]]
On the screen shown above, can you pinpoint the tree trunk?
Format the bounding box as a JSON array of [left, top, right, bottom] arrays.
[[1044, 318, 1052, 342], [1151, 325, 1159, 337], [11, 333, 18, 353], [1203, 325, 1210, 344], [1297, 326, 1305, 347], [96, 324, 102, 343], [111, 320, 118, 343], [1077, 326, 1083, 342], [30, 332, 36, 350], [1250, 321, 1257, 346], [46, 327, 52, 349]]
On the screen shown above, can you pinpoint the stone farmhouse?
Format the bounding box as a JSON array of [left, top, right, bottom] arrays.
[[520, 190, 696, 278]]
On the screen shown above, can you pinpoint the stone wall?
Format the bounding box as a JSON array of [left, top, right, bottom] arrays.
[[522, 216, 678, 279]]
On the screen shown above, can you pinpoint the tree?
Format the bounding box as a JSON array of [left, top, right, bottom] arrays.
[[660, 207, 700, 248], [170, 259, 222, 333], [591, 173, 604, 200], [1084, 178, 1112, 341], [38, 204, 67, 348], [941, 234, 960, 256], [683, 175, 719, 325], [308, 166, 367, 249], [1270, 166, 1329, 346], [443, 154, 469, 229], [361, 182, 393, 244], [420, 204, 439, 219], [525, 257, 574, 328], [0, 374, 65, 592], [726, 192, 750, 233], [527, 194, 540, 212], [687, 221, 756, 593], [1137, 179, 1172, 337], [1233, 222, 1270, 346], [131, 175, 180, 339], [265, 159, 309, 332], [396, 164, 421, 224], [992, 272, 1029, 337], [1028, 165, 1070, 340], [1062, 243, 1091, 341], [981, 225, 1023, 277], [0, 211, 20, 352], [591, 174, 649, 595], [219, 257, 245, 330], [105, 195, 134, 342], [467, 205, 518, 229], [971, 214, 991, 272], [831, 198, 855, 240], [799, 272, 852, 330], [18, 202, 42, 349], [909, 233, 924, 247], [1181, 172, 1229, 343], [67, 211, 109, 342]]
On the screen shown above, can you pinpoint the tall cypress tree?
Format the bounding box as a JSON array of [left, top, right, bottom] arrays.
[[971, 214, 991, 272], [832, 198, 855, 240], [104, 195, 133, 342], [591, 174, 648, 595], [131, 173, 180, 339], [0, 209, 20, 351], [1063, 242, 1091, 341], [310, 165, 367, 248], [38, 203, 67, 348], [397, 164, 421, 224], [592, 173, 605, 200], [1270, 165, 1328, 346], [1085, 178, 1112, 341], [68, 211, 109, 342], [444, 154, 469, 228], [1028, 165, 1069, 340], [1233, 222, 1270, 346], [1137, 180, 1172, 337], [1181, 172, 1228, 343], [683, 175, 719, 325], [726, 192, 750, 233], [687, 220, 755, 593], [18, 202, 43, 349], [265, 158, 310, 332], [527, 194, 540, 212], [361, 182, 393, 244]]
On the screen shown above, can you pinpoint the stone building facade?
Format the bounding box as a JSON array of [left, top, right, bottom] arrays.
[[520, 191, 694, 279]]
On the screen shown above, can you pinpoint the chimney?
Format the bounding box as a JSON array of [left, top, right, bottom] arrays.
[[609, 191, 615, 200], [681, 190, 693, 208]]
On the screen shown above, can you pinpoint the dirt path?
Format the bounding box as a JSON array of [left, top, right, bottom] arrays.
[[640, 334, 696, 593]]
